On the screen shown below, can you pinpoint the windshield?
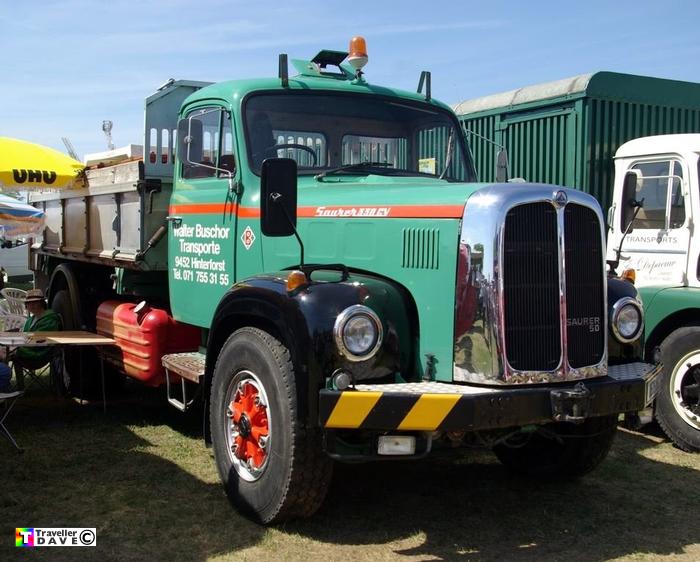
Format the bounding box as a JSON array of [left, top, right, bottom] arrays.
[[244, 92, 476, 182]]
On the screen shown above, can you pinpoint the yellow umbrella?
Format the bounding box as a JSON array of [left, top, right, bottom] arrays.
[[0, 137, 85, 191]]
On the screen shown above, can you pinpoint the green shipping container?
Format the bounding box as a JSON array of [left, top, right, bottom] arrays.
[[454, 71, 700, 211]]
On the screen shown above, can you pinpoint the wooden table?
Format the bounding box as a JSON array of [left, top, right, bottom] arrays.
[[0, 330, 116, 411]]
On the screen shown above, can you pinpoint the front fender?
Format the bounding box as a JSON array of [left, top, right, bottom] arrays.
[[638, 286, 700, 356], [203, 271, 416, 435]]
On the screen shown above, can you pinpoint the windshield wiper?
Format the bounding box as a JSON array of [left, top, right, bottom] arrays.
[[315, 161, 394, 181]]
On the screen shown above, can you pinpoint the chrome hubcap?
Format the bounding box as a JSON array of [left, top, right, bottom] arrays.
[[670, 352, 700, 431]]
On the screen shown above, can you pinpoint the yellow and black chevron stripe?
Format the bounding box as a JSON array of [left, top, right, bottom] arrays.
[[317, 388, 539, 431], [322, 390, 462, 430], [319, 370, 652, 432]]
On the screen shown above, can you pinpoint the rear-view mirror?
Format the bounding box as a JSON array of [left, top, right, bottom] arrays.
[[496, 149, 509, 183], [260, 158, 298, 237], [621, 170, 641, 232]]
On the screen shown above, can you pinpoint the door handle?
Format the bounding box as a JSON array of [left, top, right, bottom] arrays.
[[166, 215, 182, 227]]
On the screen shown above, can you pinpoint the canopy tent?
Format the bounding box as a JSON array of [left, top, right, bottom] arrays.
[[0, 137, 84, 191], [0, 194, 45, 239]]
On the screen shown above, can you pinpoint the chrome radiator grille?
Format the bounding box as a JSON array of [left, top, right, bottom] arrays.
[[454, 186, 607, 385], [503, 201, 604, 372]]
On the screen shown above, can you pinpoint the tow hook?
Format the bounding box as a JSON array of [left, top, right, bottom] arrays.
[[550, 382, 592, 424]]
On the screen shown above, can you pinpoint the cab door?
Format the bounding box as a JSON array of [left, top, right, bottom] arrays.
[[613, 158, 690, 287], [168, 105, 238, 326]]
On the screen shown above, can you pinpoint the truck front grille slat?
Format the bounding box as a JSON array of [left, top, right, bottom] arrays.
[[503, 203, 561, 371], [565, 204, 605, 367], [502, 201, 603, 374]]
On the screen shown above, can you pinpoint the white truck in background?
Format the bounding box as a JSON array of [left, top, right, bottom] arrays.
[[607, 134, 700, 452]]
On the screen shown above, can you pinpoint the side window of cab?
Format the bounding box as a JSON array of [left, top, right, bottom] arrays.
[[178, 107, 236, 180], [628, 159, 685, 230]]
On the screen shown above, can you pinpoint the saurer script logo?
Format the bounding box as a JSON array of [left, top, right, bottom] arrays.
[[567, 316, 601, 332], [314, 206, 390, 217], [12, 169, 57, 184]]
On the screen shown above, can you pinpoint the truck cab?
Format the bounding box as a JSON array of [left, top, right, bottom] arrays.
[[607, 134, 700, 452], [167, 60, 473, 340], [29, 43, 662, 524]]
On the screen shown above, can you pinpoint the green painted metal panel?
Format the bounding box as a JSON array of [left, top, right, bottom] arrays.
[[256, 176, 482, 382], [168, 185, 237, 328], [586, 72, 700, 109], [456, 72, 700, 212], [509, 108, 575, 186], [461, 114, 499, 182], [265, 215, 461, 381], [638, 286, 700, 338]]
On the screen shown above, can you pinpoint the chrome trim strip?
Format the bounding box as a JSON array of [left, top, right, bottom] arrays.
[[557, 204, 568, 374], [453, 183, 608, 385]]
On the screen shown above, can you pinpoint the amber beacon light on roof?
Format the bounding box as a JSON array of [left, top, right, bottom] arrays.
[[347, 36, 368, 76]]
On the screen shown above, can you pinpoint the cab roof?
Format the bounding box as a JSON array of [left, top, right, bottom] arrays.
[[615, 134, 700, 159], [182, 63, 452, 113]]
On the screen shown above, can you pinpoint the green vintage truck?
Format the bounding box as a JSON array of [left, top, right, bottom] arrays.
[[29, 42, 661, 523]]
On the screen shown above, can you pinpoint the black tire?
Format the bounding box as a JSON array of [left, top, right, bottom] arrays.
[[493, 415, 618, 478], [210, 327, 333, 524], [654, 327, 700, 453]]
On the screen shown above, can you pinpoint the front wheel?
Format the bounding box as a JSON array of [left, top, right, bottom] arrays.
[[493, 415, 618, 478], [655, 328, 700, 453], [210, 328, 332, 524]]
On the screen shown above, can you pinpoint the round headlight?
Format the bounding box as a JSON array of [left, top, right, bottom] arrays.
[[334, 305, 383, 361], [611, 297, 643, 343]]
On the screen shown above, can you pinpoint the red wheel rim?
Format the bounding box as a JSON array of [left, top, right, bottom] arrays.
[[228, 380, 269, 470]]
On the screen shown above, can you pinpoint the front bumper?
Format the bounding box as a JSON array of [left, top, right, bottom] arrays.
[[319, 362, 662, 431]]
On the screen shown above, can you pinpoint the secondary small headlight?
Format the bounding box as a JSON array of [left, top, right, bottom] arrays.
[[334, 305, 383, 361], [611, 297, 643, 343]]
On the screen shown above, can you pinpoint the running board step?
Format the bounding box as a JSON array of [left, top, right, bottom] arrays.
[[162, 352, 205, 412]]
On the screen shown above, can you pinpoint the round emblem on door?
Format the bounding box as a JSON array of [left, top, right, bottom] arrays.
[[553, 190, 568, 207]]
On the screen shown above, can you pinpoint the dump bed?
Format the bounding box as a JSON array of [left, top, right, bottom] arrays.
[[28, 79, 211, 271], [29, 160, 169, 270]]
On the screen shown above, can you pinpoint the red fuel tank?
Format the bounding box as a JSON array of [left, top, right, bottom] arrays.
[[96, 300, 200, 386]]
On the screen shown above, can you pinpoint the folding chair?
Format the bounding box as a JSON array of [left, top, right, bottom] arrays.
[[0, 390, 24, 451], [0, 313, 27, 332], [0, 300, 12, 315], [0, 288, 27, 316], [12, 314, 64, 392], [13, 354, 54, 392]]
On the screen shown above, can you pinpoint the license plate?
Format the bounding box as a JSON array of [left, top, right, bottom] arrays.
[[644, 365, 664, 406]]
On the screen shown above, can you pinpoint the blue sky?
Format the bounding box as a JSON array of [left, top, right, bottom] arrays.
[[1, 0, 699, 158]]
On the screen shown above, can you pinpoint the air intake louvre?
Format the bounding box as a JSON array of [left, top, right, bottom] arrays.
[[402, 228, 439, 269], [565, 204, 605, 367], [503, 203, 561, 371]]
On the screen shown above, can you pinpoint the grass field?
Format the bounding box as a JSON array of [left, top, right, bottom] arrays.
[[1, 376, 699, 562]]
